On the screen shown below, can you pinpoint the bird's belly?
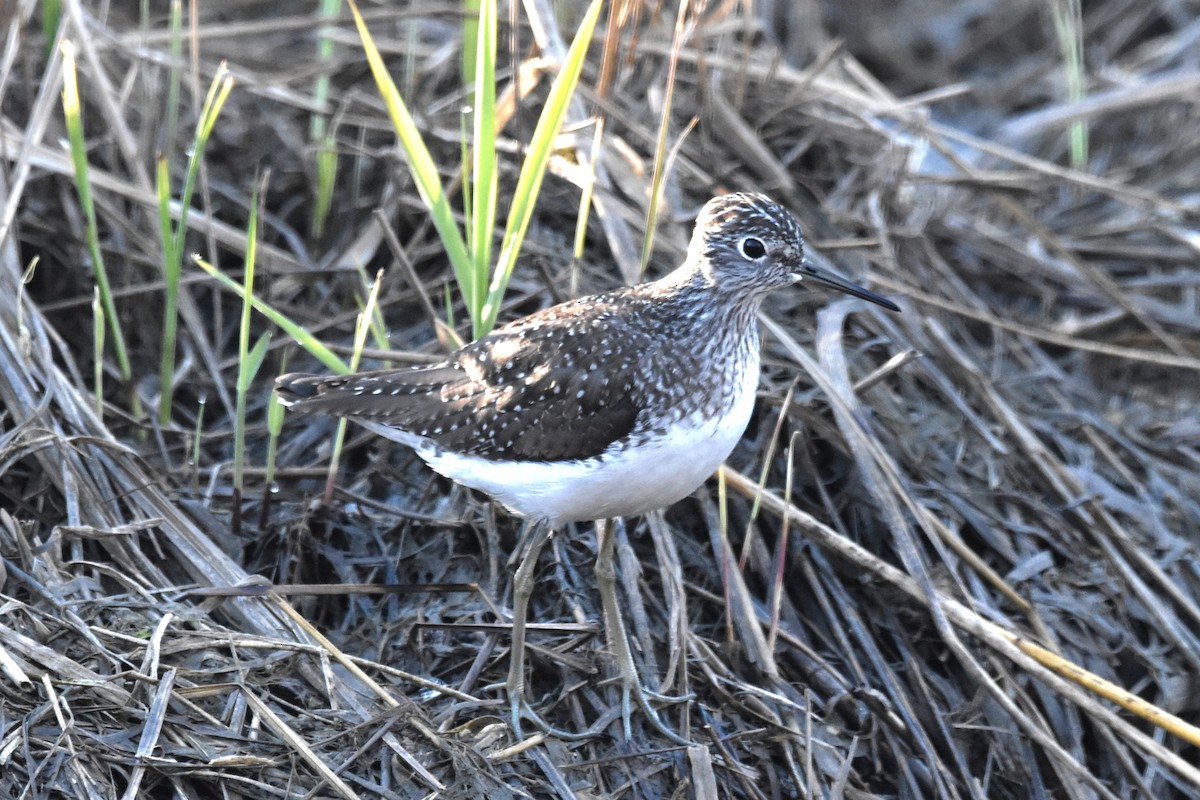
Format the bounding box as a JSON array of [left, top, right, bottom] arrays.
[[421, 378, 757, 526]]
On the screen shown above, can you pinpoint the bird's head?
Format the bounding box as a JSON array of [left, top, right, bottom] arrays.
[[689, 193, 898, 311]]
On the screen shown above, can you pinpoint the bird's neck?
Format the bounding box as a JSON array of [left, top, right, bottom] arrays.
[[636, 264, 763, 369], [650, 260, 766, 327]]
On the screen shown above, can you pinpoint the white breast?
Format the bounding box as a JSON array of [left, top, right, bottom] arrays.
[[417, 357, 759, 526]]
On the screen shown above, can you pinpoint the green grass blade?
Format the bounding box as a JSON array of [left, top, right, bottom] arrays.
[[61, 40, 131, 380], [1051, 0, 1088, 169], [460, 0, 480, 267], [460, 107, 473, 261], [246, 335, 272, 398], [469, 0, 498, 336], [42, 0, 61, 56], [573, 119, 603, 259], [313, 136, 338, 240], [157, 66, 232, 422], [264, 389, 285, 487], [354, 265, 390, 351], [157, 3, 182, 403], [164, 1, 182, 160], [193, 256, 349, 374], [310, 0, 343, 238], [350, 272, 383, 371], [324, 270, 384, 505], [232, 182, 265, 495], [641, 1, 688, 274], [235, 331, 271, 493], [348, 0, 473, 309], [173, 66, 233, 262], [480, 0, 603, 333], [462, 0, 481, 107], [239, 181, 262, 382], [156, 157, 179, 424]]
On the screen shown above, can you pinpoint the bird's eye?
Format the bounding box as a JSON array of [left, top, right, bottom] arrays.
[[738, 237, 767, 260]]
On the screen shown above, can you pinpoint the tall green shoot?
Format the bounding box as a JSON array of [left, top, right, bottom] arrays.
[[155, 156, 177, 419], [479, 0, 603, 333], [324, 273, 384, 505], [42, 0, 61, 56], [163, 1, 183, 160], [311, 0, 343, 239], [264, 390, 285, 491], [348, 0, 603, 338], [158, 66, 233, 424], [468, 0, 497, 321], [61, 40, 131, 380], [1051, 0, 1087, 169], [233, 181, 272, 500], [349, 1, 474, 319], [640, 0, 689, 275]]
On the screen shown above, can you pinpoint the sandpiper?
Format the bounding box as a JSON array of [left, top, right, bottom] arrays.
[[276, 192, 899, 741]]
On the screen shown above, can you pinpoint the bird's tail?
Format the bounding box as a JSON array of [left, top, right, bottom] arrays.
[[273, 373, 326, 407]]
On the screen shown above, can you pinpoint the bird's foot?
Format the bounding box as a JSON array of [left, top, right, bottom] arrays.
[[482, 676, 598, 741], [507, 691, 598, 742], [608, 667, 695, 745]]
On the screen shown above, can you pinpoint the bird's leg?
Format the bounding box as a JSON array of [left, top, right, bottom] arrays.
[[503, 518, 593, 740], [595, 519, 693, 745]]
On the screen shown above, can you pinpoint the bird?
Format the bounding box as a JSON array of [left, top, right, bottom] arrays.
[[275, 192, 899, 742]]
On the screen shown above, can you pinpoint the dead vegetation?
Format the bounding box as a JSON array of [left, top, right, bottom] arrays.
[[1, 1, 1199, 798]]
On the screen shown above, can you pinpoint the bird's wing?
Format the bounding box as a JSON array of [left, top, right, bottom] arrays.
[[277, 294, 647, 461]]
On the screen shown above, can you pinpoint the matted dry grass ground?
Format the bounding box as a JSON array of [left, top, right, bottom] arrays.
[[1, 1, 1198, 798]]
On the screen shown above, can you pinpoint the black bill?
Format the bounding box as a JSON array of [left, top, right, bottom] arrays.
[[801, 263, 900, 312]]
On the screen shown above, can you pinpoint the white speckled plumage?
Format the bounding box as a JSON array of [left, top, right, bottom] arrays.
[[277, 192, 897, 524], [353, 351, 760, 526]]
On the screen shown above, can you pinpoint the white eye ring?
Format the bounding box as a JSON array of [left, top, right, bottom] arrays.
[[738, 237, 767, 260]]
